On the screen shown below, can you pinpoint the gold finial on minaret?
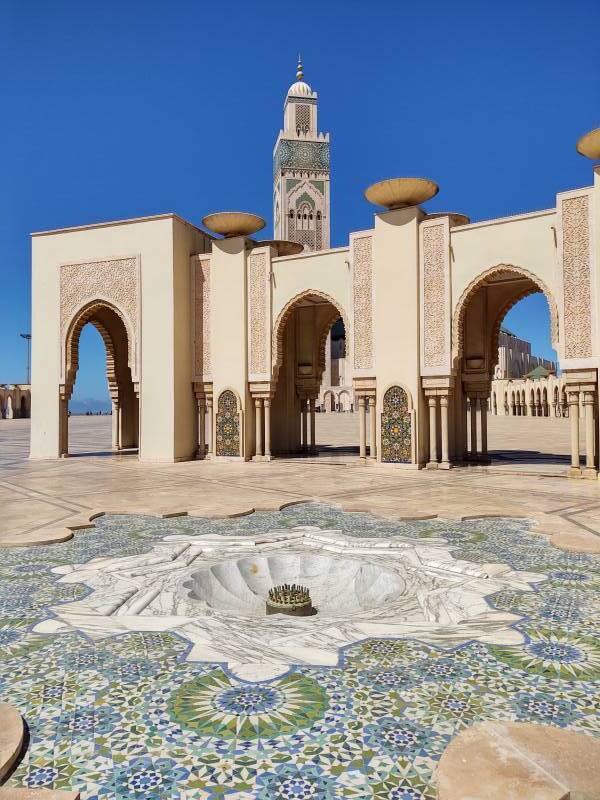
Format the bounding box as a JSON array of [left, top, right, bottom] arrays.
[[296, 54, 303, 80]]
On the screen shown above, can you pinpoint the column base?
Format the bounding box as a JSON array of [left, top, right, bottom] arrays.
[[439, 461, 452, 470], [582, 467, 598, 479], [426, 461, 439, 470], [252, 455, 272, 462], [568, 466, 582, 478]]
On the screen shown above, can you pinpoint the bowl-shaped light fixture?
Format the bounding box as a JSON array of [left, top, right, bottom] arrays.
[[426, 211, 470, 226], [576, 127, 600, 160], [365, 177, 439, 210], [202, 211, 266, 238]]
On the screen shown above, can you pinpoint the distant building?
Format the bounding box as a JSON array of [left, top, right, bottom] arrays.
[[494, 327, 556, 380], [0, 385, 31, 419]]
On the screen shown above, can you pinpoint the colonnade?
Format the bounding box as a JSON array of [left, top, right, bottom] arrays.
[[465, 393, 489, 463], [357, 393, 377, 460], [252, 397, 272, 460], [195, 391, 214, 459], [565, 373, 597, 478], [298, 396, 317, 454], [424, 390, 451, 468]]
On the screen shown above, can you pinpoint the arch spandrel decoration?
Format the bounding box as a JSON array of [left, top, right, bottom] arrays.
[[451, 264, 559, 367], [60, 257, 140, 384], [215, 390, 241, 457], [62, 300, 132, 400], [381, 385, 412, 463]]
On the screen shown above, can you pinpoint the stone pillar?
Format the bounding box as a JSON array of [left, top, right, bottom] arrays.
[[368, 395, 377, 459], [358, 396, 366, 459], [196, 396, 206, 459], [112, 399, 120, 451], [309, 398, 316, 454], [469, 396, 478, 459], [254, 398, 263, 458], [301, 399, 308, 451], [59, 396, 69, 457], [264, 399, 271, 458], [427, 396, 438, 468], [440, 395, 450, 468], [583, 390, 596, 477], [480, 397, 488, 462], [207, 396, 214, 457], [568, 390, 581, 476]]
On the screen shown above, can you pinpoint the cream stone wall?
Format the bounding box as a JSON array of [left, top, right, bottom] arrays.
[[29, 163, 600, 473], [30, 214, 210, 462], [450, 210, 559, 314], [371, 208, 424, 464]]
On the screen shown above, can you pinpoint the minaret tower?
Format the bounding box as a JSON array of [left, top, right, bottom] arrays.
[[273, 57, 330, 251]]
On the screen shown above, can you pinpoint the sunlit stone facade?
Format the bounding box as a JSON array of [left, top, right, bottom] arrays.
[[28, 66, 600, 478]]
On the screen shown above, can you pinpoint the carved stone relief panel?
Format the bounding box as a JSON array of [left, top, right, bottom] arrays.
[[194, 258, 211, 379], [421, 222, 449, 372], [352, 235, 373, 371], [248, 252, 268, 377], [561, 194, 592, 359], [60, 257, 139, 380]]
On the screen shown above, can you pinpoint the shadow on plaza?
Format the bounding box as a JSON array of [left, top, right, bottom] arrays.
[[489, 449, 570, 465]]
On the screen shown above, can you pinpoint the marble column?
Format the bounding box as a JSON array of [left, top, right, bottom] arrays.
[[196, 397, 206, 459], [480, 397, 488, 461], [59, 396, 69, 457], [301, 400, 308, 452], [584, 390, 596, 476], [368, 396, 377, 459], [469, 396, 478, 459], [440, 395, 450, 468], [255, 398, 263, 458], [309, 398, 316, 454], [427, 396, 438, 468], [112, 399, 120, 451], [358, 396, 366, 459], [207, 397, 214, 457], [568, 390, 580, 475], [264, 399, 271, 458]]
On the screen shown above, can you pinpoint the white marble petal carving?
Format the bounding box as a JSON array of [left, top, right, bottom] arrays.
[[34, 526, 545, 680]]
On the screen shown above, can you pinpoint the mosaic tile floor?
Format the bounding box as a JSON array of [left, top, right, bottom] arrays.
[[1, 503, 600, 799]]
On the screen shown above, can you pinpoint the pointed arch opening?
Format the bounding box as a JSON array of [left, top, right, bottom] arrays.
[[452, 264, 569, 470], [61, 300, 139, 457], [270, 290, 357, 458]]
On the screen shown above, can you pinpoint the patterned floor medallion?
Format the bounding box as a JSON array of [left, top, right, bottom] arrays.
[[1, 503, 600, 799]]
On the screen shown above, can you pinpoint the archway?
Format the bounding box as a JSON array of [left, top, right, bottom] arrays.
[[271, 291, 357, 458], [453, 264, 564, 470], [61, 301, 138, 457]]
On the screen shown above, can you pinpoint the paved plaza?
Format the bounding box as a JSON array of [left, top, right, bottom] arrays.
[[0, 414, 598, 550], [2, 415, 600, 798]]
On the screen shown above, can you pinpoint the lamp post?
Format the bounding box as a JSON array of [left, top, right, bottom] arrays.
[[20, 334, 31, 385]]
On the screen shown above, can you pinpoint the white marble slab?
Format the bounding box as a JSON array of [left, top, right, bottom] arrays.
[[33, 525, 545, 681]]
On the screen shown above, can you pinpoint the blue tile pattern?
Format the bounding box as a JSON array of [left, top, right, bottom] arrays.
[[1, 503, 600, 799]]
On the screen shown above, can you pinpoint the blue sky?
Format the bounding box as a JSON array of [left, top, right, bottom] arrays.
[[1, 1, 598, 406]]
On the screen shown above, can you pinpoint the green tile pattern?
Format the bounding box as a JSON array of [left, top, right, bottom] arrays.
[[1, 503, 600, 799]]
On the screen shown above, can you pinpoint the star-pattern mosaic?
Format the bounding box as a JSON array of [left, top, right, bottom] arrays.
[[1, 503, 600, 799]]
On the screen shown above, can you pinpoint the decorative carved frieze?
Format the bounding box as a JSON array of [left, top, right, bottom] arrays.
[[193, 258, 211, 379], [561, 194, 592, 359], [60, 257, 139, 379], [248, 253, 268, 376], [421, 223, 448, 371], [352, 235, 373, 371]]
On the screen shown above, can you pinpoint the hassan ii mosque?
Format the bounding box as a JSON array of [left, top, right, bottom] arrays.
[[29, 59, 600, 477]]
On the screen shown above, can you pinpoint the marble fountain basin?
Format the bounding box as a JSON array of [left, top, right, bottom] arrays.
[[33, 524, 545, 680], [186, 553, 406, 617]]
